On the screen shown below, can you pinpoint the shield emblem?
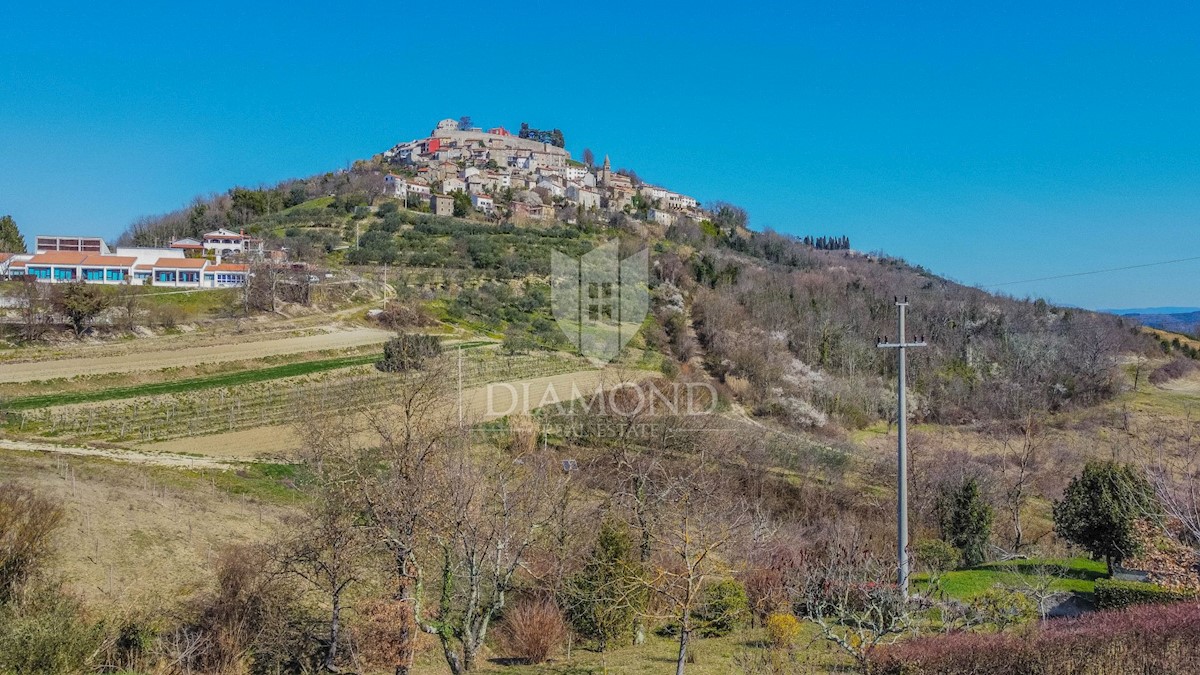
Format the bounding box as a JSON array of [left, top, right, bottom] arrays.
[[552, 240, 648, 364]]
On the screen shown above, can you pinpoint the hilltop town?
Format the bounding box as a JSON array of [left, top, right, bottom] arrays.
[[379, 117, 704, 226]]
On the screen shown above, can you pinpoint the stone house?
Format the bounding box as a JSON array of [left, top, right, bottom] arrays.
[[432, 194, 455, 217]]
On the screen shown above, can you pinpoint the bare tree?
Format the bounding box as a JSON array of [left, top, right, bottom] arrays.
[[793, 538, 914, 672], [1142, 432, 1200, 549], [243, 260, 282, 313], [114, 278, 141, 332], [14, 277, 53, 342], [647, 465, 752, 675], [279, 451, 371, 673], [299, 360, 459, 675], [1009, 561, 1067, 621], [996, 417, 1048, 556], [423, 447, 563, 673]]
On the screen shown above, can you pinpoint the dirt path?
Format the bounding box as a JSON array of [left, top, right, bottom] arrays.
[[0, 327, 394, 383], [0, 438, 238, 470], [138, 368, 656, 459]]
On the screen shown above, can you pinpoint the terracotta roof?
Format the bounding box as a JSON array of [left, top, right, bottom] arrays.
[[0, 253, 12, 263], [207, 263, 248, 272], [81, 255, 137, 266], [26, 252, 88, 265], [134, 264, 153, 270], [153, 258, 207, 269]]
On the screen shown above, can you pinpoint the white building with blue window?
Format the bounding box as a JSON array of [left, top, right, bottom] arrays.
[[10, 250, 246, 288]]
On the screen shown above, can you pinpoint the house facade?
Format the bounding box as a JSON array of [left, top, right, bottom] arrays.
[[11, 238, 248, 288], [431, 194, 455, 216], [443, 177, 467, 194], [470, 193, 495, 213], [202, 229, 247, 256]]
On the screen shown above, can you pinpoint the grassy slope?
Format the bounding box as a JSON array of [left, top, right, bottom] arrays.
[[916, 558, 1108, 599], [410, 627, 850, 674], [0, 447, 301, 605]]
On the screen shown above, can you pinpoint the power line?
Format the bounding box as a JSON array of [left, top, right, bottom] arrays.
[[985, 255, 1200, 288]]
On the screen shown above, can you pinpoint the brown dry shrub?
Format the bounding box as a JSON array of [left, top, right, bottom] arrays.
[[375, 301, 435, 329], [1149, 358, 1198, 385], [170, 545, 322, 674], [0, 482, 64, 603], [494, 598, 568, 665], [353, 597, 429, 671], [506, 414, 540, 455], [150, 304, 186, 329], [869, 601, 1200, 674]]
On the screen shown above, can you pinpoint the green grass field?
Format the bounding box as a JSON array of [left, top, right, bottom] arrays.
[[915, 557, 1107, 599]]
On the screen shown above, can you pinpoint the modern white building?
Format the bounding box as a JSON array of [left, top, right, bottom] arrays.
[[11, 248, 247, 288], [202, 229, 248, 256]]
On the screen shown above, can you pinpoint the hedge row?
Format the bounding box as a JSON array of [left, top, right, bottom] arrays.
[[868, 602, 1200, 674], [1093, 578, 1196, 610]]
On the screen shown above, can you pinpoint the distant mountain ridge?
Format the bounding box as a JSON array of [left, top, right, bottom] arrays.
[[1107, 308, 1200, 335], [1103, 307, 1200, 316]]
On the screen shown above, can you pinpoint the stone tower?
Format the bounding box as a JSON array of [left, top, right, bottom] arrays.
[[600, 154, 611, 185]]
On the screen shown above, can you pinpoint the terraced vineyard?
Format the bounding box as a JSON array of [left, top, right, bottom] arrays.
[[20, 349, 593, 443]]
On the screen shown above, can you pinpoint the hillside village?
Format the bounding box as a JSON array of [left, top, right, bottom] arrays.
[[380, 117, 703, 226]]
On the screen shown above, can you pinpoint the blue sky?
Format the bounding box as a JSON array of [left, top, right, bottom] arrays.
[[2, 1, 1199, 309]]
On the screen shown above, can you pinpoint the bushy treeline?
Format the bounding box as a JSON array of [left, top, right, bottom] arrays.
[[117, 163, 387, 247], [653, 227, 1154, 427], [800, 235, 850, 250]]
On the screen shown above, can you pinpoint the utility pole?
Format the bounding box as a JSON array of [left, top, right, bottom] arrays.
[[457, 346, 464, 426], [877, 297, 927, 599]]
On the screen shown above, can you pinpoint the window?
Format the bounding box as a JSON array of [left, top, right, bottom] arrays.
[[107, 269, 124, 281], [85, 269, 104, 281]]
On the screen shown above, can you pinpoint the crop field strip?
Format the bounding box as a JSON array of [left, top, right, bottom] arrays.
[[5, 340, 496, 411], [20, 348, 593, 443]]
